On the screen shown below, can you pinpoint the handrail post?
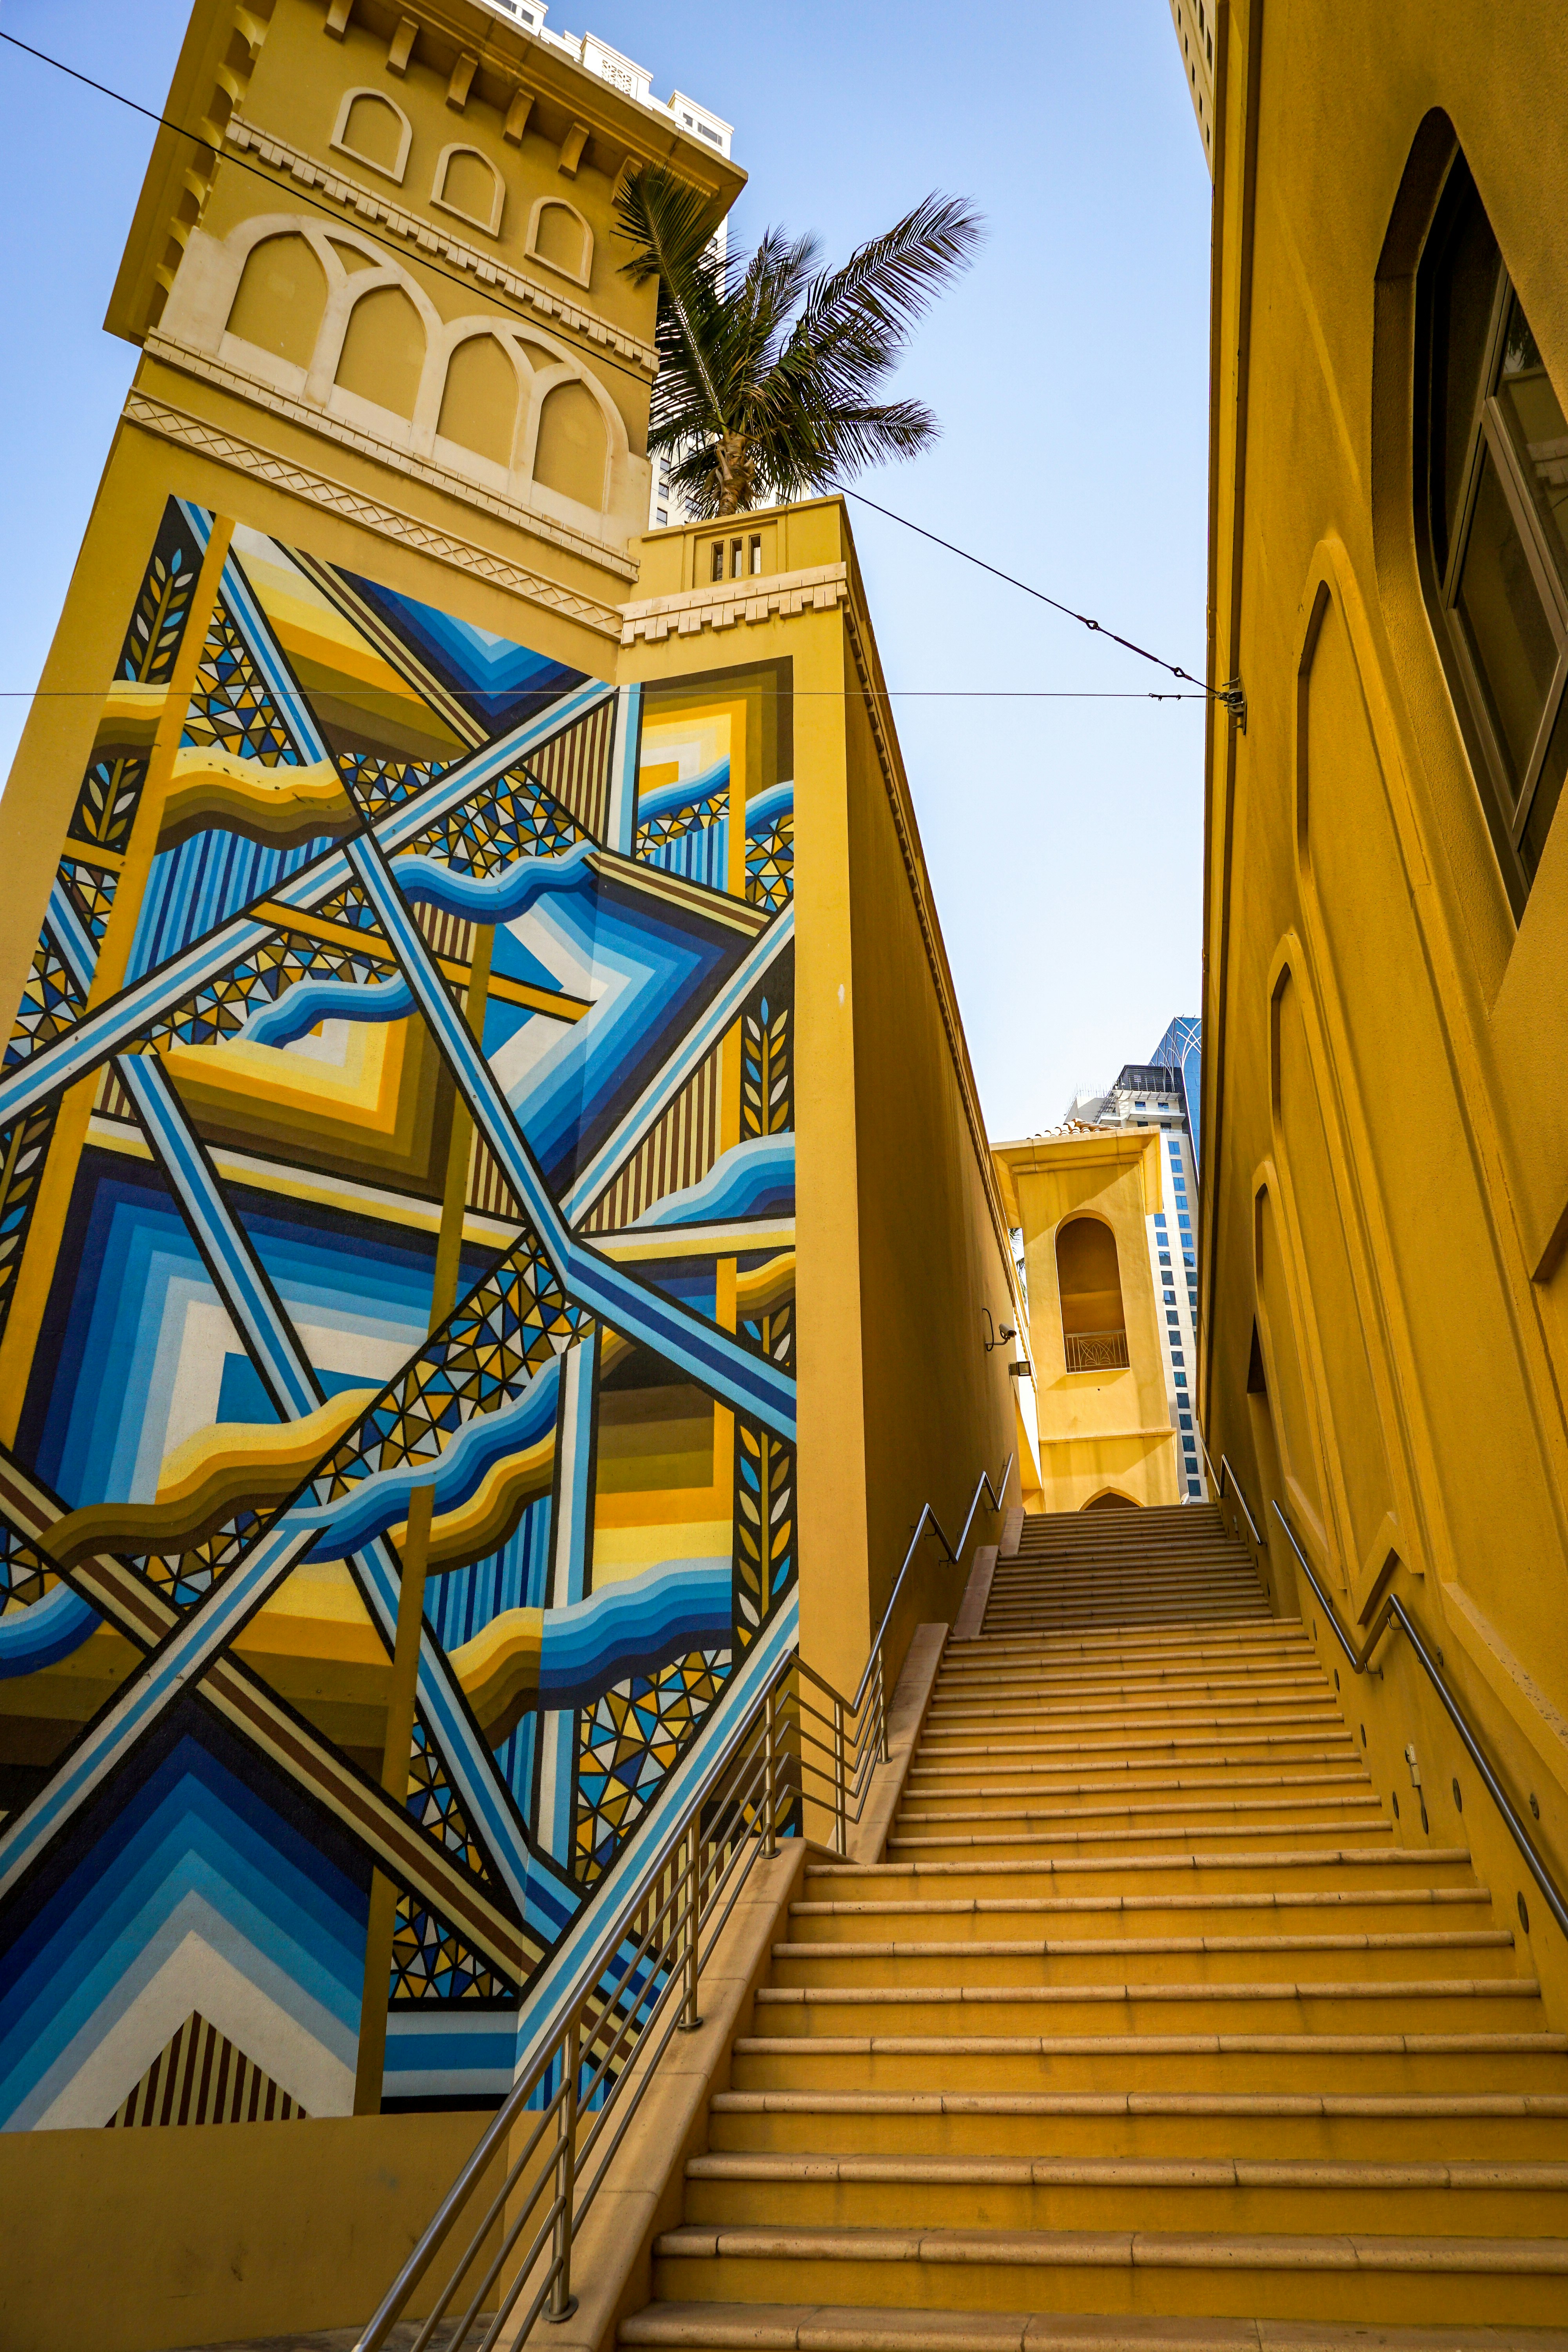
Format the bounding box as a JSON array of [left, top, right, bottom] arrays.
[[833, 1694, 846, 1857], [873, 1644, 888, 1764], [544, 2015, 580, 2323], [676, 1818, 702, 2033], [762, 1686, 778, 1859]]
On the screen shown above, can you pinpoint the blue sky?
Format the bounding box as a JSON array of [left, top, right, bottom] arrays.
[[0, 0, 1212, 1136]]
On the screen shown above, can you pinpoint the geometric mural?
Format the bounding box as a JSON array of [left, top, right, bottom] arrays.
[[0, 499, 797, 2121]]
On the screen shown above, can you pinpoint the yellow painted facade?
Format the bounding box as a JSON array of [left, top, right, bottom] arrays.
[[0, 5, 1021, 2343], [994, 1129, 1183, 1511], [1200, 0, 1568, 2020]]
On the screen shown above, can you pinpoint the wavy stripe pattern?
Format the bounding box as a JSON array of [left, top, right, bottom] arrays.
[[631, 1134, 795, 1229], [42, 1388, 378, 1572], [288, 1357, 564, 1563], [240, 973, 414, 1050], [450, 1556, 731, 1734]]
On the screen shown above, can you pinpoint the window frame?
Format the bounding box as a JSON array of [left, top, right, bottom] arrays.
[[1418, 156, 1568, 912]]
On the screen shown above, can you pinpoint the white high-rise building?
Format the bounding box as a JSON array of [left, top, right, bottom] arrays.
[[1166, 0, 1216, 175], [1065, 1033, 1206, 1497], [474, 3, 735, 533]]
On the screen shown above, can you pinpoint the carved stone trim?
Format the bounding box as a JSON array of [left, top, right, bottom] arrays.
[[224, 116, 659, 375], [143, 328, 639, 583], [619, 563, 849, 646], [120, 389, 625, 639]]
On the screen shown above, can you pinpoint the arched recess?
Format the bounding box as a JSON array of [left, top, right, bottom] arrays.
[[525, 196, 593, 289], [330, 87, 412, 184], [223, 232, 328, 370], [1083, 1489, 1139, 1511], [530, 378, 610, 510], [334, 281, 427, 420], [1252, 1170, 1331, 1575], [433, 143, 505, 237], [1056, 1215, 1128, 1373], [436, 329, 523, 472], [1268, 953, 1404, 1597]]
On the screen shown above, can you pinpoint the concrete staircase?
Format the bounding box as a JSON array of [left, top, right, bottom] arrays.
[[621, 1504, 1568, 2349]]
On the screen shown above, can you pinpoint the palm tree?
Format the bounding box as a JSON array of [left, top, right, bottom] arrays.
[[614, 170, 982, 519]]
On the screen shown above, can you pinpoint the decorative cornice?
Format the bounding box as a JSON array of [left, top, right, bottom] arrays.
[[225, 116, 659, 375], [121, 388, 625, 639], [619, 563, 849, 646], [142, 328, 639, 583]]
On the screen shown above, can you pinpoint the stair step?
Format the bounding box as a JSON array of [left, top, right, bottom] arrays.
[[788, 1889, 1497, 1945], [680, 2149, 1568, 2236], [768, 1930, 1519, 1988], [649, 2220, 1568, 2325], [884, 1819, 1396, 1860], [749, 1981, 1544, 2043], [809, 1848, 1477, 1900], [730, 2031, 1568, 2098], [707, 2087, 1568, 2162], [623, 2298, 1568, 2350], [620, 1506, 1557, 2352], [897, 1772, 1375, 1811]]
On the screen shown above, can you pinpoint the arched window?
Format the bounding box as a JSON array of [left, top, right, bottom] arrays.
[[1056, 1217, 1129, 1373], [433, 143, 505, 237], [330, 88, 412, 184], [224, 232, 328, 370], [525, 197, 593, 290], [335, 283, 426, 420], [1419, 151, 1568, 907], [437, 333, 519, 468], [532, 379, 608, 509]]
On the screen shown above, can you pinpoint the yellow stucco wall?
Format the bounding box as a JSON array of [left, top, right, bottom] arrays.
[[0, 2, 1023, 2331], [995, 1130, 1181, 1512], [625, 501, 1024, 1702], [0, 2109, 500, 2352], [1201, 0, 1568, 2017]]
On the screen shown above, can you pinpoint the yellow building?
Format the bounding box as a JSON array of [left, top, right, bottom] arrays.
[[1199, 0, 1568, 2020], [994, 1126, 1186, 1509], [0, 3, 1021, 2339]]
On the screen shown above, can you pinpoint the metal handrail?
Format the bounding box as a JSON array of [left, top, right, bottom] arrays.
[[355, 1446, 1012, 2352], [1271, 1498, 1568, 1941], [1195, 1430, 1265, 1546], [852, 1450, 1013, 1714]]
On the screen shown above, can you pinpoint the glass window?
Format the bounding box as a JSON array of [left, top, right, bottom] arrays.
[[1421, 154, 1568, 909]]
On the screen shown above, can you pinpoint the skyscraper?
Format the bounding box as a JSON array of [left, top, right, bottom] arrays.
[[1063, 1022, 1205, 1496], [1165, 0, 1216, 173], [1151, 1011, 1202, 1170]]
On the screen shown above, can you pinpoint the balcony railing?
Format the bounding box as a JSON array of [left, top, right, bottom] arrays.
[[1064, 1328, 1130, 1372]]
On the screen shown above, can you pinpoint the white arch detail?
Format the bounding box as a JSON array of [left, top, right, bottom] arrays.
[[329, 85, 413, 185], [432, 142, 506, 238], [158, 212, 649, 543]]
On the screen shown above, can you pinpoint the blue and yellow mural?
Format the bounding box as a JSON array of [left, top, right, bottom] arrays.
[[0, 501, 796, 2124]]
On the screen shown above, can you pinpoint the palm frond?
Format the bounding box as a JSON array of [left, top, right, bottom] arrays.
[[798, 194, 984, 344], [618, 178, 982, 515], [614, 164, 729, 426]]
